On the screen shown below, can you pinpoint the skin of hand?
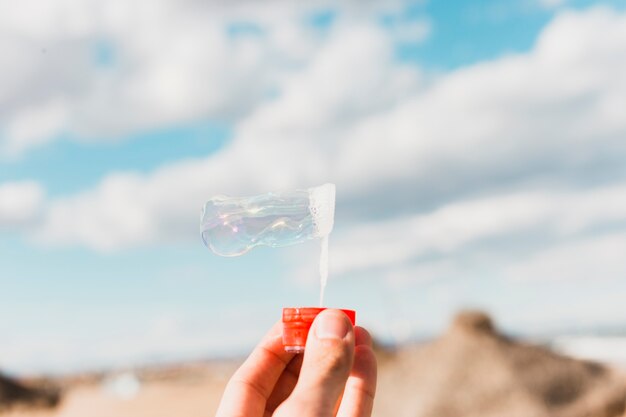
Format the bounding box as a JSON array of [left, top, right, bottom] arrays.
[[215, 309, 378, 417]]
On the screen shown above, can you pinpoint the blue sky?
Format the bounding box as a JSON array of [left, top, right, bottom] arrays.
[[0, 122, 231, 195], [1, 0, 626, 375]]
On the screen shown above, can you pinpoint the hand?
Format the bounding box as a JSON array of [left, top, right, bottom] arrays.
[[215, 309, 377, 417]]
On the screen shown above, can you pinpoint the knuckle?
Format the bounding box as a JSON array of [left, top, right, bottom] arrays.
[[315, 340, 352, 377]]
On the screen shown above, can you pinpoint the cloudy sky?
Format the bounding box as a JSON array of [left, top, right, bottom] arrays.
[[1, 0, 626, 375]]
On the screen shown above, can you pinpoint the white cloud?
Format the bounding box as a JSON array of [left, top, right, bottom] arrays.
[[504, 232, 626, 282], [239, 179, 626, 288], [3, 98, 69, 156], [0, 1, 313, 156], [330, 192, 550, 275], [336, 7, 626, 194], [330, 183, 626, 276], [31, 19, 420, 250], [239, 23, 420, 135], [0, 181, 45, 229], [0, 0, 424, 157], [19, 6, 626, 260]]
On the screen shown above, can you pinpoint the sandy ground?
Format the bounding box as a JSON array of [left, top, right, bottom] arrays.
[[1, 363, 236, 417], [3, 380, 227, 417], [0, 344, 626, 417]]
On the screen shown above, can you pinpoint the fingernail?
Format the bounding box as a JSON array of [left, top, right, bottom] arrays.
[[315, 310, 351, 340]]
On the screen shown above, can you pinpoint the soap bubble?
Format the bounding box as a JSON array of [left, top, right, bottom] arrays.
[[201, 184, 335, 257]]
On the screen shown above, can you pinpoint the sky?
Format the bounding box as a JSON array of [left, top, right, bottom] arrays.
[[1, 0, 626, 375]]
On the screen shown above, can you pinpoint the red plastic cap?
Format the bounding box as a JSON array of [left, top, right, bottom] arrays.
[[282, 307, 356, 353]]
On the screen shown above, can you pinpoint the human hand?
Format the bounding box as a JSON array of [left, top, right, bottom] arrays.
[[215, 309, 377, 417]]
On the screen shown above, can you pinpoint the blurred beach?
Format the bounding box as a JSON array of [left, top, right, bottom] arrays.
[[3, 312, 625, 417]]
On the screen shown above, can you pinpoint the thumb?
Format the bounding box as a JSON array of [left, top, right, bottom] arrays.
[[276, 309, 355, 417]]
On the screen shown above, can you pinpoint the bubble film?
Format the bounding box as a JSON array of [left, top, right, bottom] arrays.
[[200, 184, 335, 257]]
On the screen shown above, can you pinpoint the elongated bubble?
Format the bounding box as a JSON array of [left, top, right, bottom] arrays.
[[201, 184, 335, 257]]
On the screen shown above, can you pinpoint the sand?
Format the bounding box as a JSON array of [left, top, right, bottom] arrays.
[[3, 356, 624, 417], [1, 362, 236, 417], [3, 312, 625, 417]]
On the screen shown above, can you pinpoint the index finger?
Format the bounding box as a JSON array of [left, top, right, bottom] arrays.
[[216, 321, 296, 417]]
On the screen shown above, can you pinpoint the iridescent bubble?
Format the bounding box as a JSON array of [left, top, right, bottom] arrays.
[[200, 184, 335, 257]]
